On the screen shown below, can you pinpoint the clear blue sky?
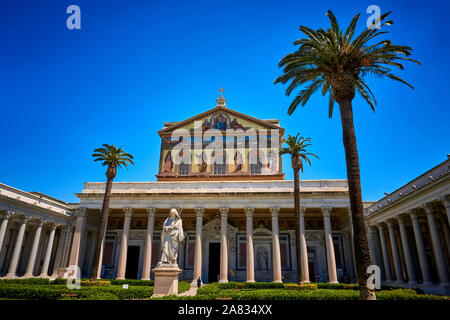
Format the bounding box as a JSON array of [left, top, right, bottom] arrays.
[[0, 0, 448, 203]]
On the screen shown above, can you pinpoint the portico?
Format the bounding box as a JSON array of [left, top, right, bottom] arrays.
[[73, 179, 354, 283], [365, 156, 450, 295]]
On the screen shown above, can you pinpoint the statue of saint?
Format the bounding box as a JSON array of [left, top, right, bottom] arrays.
[[158, 208, 185, 266]]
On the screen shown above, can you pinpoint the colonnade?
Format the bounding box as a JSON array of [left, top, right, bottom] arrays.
[[0, 210, 72, 278], [368, 198, 450, 286]]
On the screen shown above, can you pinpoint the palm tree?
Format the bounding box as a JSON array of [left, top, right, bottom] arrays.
[[274, 10, 420, 299], [90, 144, 134, 281], [279, 134, 318, 285]]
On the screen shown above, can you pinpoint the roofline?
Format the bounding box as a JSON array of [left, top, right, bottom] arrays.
[[369, 156, 449, 206]]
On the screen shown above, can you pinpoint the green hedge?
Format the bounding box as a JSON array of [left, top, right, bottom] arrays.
[[315, 283, 359, 290], [178, 281, 191, 293], [193, 284, 446, 301], [284, 283, 318, 290], [109, 279, 154, 286], [215, 281, 284, 290], [0, 278, 51, 285], [0, 284, 154, 300]]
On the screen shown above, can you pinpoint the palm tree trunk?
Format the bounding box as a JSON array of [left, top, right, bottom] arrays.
[[293, 167, 303, 284], [90, 175, 113, 281], [338, 98, 376, 300]]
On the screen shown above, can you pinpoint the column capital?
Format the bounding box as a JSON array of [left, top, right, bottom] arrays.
[[47, 223, 58, 231], [74, 207, 87, 218], [219, 208, 229, 217], [367, 225, 376, 234], [244, 207, 254, 217], [36, 219, 46, 227], [19, 215, 32, 224], [146, 208, 157, 216], [269, 207, 280, 217], [123, 207, 133, 217], [321, 206, 332, 218], [194, 208, 205, 216], [300, 206, 306, 216], [397, 215, 406, 225], [376, 222, 386, 230], [386, 219, 395, 228], [2, 210, 14, 221], [421, 203, 433, 216], [407, 210, 418, 220], [441, 195, 450, 208]]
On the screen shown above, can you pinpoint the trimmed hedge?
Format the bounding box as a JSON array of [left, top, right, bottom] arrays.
[[80, 280, 111, 287], [215, 281, 284, 290], [109, 279, 154, 286], [0, 284, 154, 300], [315, 283, 359, 290], [0, 278, 51, 285], [194, 283, 446, 301], [284, 283, 318, 290], [178, 281, 191, 293]]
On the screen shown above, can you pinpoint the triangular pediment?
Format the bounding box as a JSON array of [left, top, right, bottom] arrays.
[[158, 105, 282, 136]]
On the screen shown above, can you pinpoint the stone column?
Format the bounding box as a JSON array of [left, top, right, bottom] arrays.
[[321, 206, 338, 283], [68, 208, 87, 268], [0, 211, 14, 257], [440, 214, 450, 257], [442, 196, 450, 227], [397, 215, 417, 284], [386, 220, 404, 283], [367, 225, 377, 266], [245, 207, 255, 282], [141, 208, 156, 280], [39, 224, 57, 277], [377, 223, 392, 282], [299, 207, 309, 283], [5, 216, 31, 278], [51, 225, 69, 277], [24, 219, 45, 278], [61, 224, 74, 270], [192, 208, 204, 284], [219, 208, 229, 283], [270, 207, 282, 283], [423, 204, 450, 285], [116, 208, 132, 280], [408, 211, 432, 284]]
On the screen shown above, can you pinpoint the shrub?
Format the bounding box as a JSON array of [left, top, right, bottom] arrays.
[[178, 281, 191, 293], [284, 283, 318, 290], [0, 284, 154, 300], [197, 284, 220, 296], [315, 283, 359, 290], [109, 279, 154, 286], [216, 281, 284, 290], [376, 288, 445, 300], [80, 280, 111, 287], [0, 278, 51, 285]]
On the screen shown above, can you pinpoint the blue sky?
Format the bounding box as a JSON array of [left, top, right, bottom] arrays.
[[0, 0, 448, 203]]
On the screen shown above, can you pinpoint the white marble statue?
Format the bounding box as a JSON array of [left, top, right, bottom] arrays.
[[158, 208, 185, 266]]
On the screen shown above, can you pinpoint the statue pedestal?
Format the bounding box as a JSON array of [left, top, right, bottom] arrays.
[[151, 265, 182, 297]]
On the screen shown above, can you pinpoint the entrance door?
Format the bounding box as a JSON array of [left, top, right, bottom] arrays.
[[208, 243, 220, 283], [125, 246, 140, 279]]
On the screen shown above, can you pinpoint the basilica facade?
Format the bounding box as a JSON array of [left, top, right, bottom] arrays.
[[0, 93, 448, 294]]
